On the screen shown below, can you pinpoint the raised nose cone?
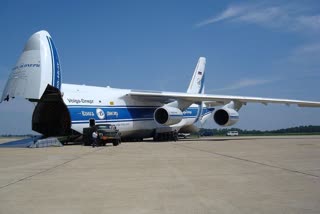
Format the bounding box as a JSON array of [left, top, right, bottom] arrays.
[[23, 30, 51, 51]]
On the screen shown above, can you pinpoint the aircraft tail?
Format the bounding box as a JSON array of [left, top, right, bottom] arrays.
[[187, 57, 206, 94], [1, 30, 62, 102]]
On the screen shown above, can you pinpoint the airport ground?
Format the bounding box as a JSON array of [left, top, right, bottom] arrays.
[[0, 136, 320, 214]]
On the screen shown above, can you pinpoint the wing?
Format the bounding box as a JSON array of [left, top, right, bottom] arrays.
[[127, 90, 320, 108]]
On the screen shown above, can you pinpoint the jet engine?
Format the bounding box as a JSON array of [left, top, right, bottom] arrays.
[[154, 106, 183, 126], [213, 107, 239, 126]]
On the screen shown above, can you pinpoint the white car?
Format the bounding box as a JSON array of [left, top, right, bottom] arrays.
[[178, 133, 190, 139], [226, 131, 239, 136]]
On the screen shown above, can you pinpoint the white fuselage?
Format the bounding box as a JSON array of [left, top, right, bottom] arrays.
[[61, 83, 203, 138]]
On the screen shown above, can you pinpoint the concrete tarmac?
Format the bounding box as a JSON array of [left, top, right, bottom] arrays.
[[0, 136, 320, 214]]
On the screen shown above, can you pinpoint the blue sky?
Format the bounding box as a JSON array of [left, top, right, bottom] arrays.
[[1, 0, 320, 134]]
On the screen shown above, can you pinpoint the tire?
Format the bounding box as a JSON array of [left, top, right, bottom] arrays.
[[113, 140, 119, 146]]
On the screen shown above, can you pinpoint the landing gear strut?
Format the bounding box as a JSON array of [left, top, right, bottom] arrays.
[[153, 131, 178, 142]]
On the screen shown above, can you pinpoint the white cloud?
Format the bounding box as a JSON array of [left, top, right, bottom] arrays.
[[287, 42, 320, 67], [195, 5, 248, 27], [209, 78, 276, 92], [196, 3, 320, 34], [237, 6, 287, 27], [294, 43, 320, 54], [296, 15, 320, 32]]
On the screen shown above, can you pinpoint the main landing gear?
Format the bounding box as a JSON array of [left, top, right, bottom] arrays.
[[153, 131, 178, 142]]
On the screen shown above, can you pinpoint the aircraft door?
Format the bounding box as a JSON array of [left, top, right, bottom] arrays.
[[32, 85, 71, 136]]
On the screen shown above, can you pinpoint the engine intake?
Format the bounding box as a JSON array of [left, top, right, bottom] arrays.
[[154, 106, 183, 126], [213, 108, 239, 126]]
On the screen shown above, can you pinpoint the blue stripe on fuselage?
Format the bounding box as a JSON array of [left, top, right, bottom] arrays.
[[201, 107, 214, 116], [68, 106, 203, 123], [69, 106, 156, 121]]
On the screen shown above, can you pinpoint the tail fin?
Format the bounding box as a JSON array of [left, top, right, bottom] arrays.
[[1, 30, 61, 102], [187, 57, 206, 94]]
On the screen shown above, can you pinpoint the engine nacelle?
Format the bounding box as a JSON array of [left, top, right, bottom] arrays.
[[154, 106, 183, 126], [213, 108, 239, 126]]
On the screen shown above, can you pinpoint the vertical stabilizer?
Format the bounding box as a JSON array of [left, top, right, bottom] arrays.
[[1, 30, 61, 102], [187, 57, 206, 94]]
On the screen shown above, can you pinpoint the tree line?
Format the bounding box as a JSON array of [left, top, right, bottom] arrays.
[[198, 125, 320, 136]]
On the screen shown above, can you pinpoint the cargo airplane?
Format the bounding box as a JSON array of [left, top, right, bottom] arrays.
[[1, 31, 320, 141]]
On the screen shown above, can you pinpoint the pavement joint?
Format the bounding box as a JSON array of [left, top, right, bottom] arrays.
[[0, 147, 105, 190], [176, 143, 320, 179]]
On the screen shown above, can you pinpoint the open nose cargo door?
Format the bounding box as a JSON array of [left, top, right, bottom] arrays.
[[1, 31, 71, 136]]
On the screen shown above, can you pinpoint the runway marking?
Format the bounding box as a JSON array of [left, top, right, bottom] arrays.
[[0, 147, 105, 190], [176, 143, 320, 179]]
